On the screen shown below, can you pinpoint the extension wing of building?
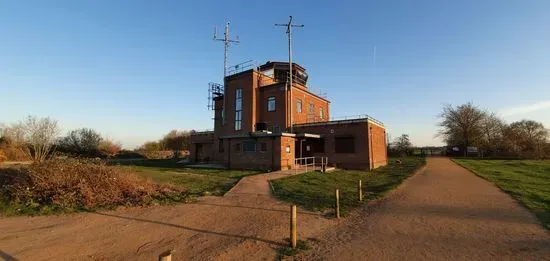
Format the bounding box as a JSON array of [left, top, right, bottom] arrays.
[[190, 61, 388, 170]]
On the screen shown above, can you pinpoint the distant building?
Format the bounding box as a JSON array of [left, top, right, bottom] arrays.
[[189, 61, 388, 170]]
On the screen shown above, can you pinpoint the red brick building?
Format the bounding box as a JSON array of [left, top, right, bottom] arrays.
[[189, 61, 387, 170]]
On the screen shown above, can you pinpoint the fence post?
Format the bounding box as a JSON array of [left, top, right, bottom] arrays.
[[290, 205, 297, 248], [335, 189, 340, 219], [358, 180, 362, 202], [159, 251, 173, 261]]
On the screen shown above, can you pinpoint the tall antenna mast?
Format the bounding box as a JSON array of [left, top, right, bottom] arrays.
[[213, 22, 239, 125], [275, 16, 303, 133], [214, 22, 240, 77]]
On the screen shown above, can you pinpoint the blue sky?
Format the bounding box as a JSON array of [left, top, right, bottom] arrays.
[[1, 1, 549, 148]]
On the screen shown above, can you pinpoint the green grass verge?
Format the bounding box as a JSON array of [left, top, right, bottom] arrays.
[[119, 160, 262, 196], [271, 157, 426, 215], [453, 159, 550, 229]]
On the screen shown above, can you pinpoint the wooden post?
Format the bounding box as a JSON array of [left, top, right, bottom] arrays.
[[335, 189, 340, 219], [290, 205, 297, 248], [159, 251, 172, 261], [358, 180, 363, 202]]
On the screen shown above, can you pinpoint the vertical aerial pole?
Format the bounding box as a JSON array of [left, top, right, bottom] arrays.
[[276, 16, 303, 133], [214, 22, 239, 125]]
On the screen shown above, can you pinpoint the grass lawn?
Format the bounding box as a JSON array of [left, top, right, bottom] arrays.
[[116, 159, 262, 196], [453, 159, 550, 229], [271, 157, 426, 215]]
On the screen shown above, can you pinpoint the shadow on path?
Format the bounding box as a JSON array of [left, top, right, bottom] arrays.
[[89, 212, 285, 247]]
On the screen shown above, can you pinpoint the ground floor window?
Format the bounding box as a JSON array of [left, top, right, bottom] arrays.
[[335, 136, 355, 153], [243, 140, 256, 152], [235, 143, 241, 152], [219, 139, 224, 153]]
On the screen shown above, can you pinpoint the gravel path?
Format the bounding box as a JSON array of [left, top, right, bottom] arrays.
[[297, 157, 550, 261], [0, 168, 332, 261], [1, 158, 548, 260]]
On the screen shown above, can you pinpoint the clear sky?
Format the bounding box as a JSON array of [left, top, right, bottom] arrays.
[[1, 1, 549, 148]]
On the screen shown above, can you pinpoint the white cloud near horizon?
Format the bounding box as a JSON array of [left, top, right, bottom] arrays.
[[499, 100, 550, 117]]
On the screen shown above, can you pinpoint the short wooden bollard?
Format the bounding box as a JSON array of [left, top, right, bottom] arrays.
[[159, 251, 172, 261], [358, 180, 363, 202], [335, 189, 340, 219], [290, 205, 297, 248]]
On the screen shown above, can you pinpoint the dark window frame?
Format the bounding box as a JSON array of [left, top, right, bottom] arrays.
[[267, 96, 276, 112], [235, 88, 243, 131], [335, 136, 355, 153], [243, 140, 256, 152]]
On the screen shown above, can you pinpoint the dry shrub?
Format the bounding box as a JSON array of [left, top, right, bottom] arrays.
[[0, 150, 6, 163], [1, 159, 186, 212], [0, 137, 30, 161]]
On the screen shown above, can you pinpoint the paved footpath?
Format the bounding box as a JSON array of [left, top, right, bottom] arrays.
[[298, 157, 550, 261]]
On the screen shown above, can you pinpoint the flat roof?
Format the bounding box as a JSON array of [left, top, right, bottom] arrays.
[[293, 116, 385, 128]]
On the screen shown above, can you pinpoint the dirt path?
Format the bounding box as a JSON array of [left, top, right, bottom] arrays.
[[297, 157, 550, 261], [0, 169, 333, 261], [1, 159, 548, 260], [225, 168, 306, 196]]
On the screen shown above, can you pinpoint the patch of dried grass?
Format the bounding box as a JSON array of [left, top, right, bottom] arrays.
[[1, 159, 186, 213]]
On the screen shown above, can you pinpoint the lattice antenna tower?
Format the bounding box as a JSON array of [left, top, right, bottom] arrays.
[[212, 21, 240, 124]]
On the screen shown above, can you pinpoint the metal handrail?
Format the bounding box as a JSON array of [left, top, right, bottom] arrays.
[[294, 156, 329, 174]]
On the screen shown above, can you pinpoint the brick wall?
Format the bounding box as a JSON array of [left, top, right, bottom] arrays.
[[368, 122, 388, 168], [291, 86, 330, 125], [294, 120, 388, 170], [294, 122, 371, 169], [279, 136, 295, 170], [226, 136, 280, 170]]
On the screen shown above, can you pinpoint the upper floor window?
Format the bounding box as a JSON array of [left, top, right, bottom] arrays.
[[267, 96, 276, 112], [319, 107, 324, 119], [297, 99, 302, 113], [235, 88, 242, 131]]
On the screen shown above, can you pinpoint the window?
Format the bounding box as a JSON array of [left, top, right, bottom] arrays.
[[219, 139, 224, 153], [235, 88, 242, 131], [235, 143, 241, 152], [319, 107, 324, 119], [335, 136, 355, 153], [243, 141, 256, 152], [259, 142, 267, 152], [297, 99, 302, 113], [308, 103, 315, 122], [267, 96, 276, 112]]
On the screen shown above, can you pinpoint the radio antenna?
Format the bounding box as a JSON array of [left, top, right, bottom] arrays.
[[275, 16, 304, 133]]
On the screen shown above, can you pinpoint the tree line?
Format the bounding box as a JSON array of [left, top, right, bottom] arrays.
[[137, 130, 192, 152], [1, 116, 121, 162], [438, 103, 549, 158]]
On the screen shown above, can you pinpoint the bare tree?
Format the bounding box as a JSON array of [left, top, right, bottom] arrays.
[[392, 134, 412, 156], [505, 120, 549, 158], [438, 103, 487, 156], [6, 116, 61, 162], [478, 113, 506, 157]]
